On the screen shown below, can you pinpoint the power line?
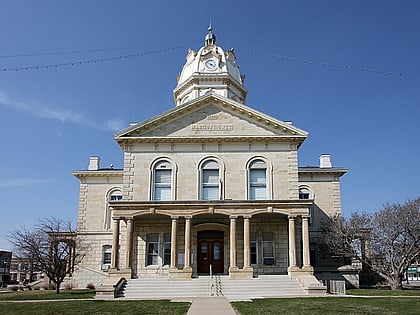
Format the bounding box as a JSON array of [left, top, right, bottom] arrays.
[[0, 42, 198, 72], [234, 46, 419, 79], [0, 42, 197, 59], [1, 41, 418, 79]]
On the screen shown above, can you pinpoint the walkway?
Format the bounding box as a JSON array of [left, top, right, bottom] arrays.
[[187, 297, 237, 315]]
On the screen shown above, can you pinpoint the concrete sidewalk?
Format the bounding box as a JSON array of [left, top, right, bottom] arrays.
[[187, 297, 237, 315]]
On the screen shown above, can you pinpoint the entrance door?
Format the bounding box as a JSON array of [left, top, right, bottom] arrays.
[[197, 231, 224, 274]]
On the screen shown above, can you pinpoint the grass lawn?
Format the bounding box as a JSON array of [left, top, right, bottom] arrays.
[[0, 300, 191, 315], [347, 288, 420, 296], [232, 297, 420, 315], [0, 289, 95, 300]]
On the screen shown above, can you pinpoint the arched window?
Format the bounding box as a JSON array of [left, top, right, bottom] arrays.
[[249, 160, 267, 200], [105, 189, 122, 229], [299, 186, 311, 199], [200, 160, 220, 200], [102, 245, 112, 271], [153, 160, 173, 201]]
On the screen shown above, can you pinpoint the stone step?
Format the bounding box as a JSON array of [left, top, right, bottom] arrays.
[[123, 275, 307, 300]]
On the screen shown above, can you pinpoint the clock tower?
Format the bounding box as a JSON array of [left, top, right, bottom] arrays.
[[173, 26, 248, 106]]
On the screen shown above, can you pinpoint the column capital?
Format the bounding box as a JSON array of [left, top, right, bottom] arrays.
[[171, 216, 179, 220], [243, 215, 251, 220], [230, 215, 238, 220], [288, 215, 297, 220]]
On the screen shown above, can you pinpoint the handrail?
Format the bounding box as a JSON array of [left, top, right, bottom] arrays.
[[209, 264, 214, 296], [113, 277, 127, 298]]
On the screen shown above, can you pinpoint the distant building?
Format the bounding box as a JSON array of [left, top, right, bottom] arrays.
[[0, 250, 12, 286], [9, 257, 43, 284], [72, 27, 347, 292]]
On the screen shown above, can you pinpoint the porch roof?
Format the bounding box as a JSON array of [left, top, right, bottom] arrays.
[[109, 199, 313, 219]]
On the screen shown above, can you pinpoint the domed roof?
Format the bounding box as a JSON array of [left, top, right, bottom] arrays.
[[173, 26, 247, 106]]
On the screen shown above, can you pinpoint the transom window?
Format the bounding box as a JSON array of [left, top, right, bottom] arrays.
[[201, 160, 220, 200], [249, 160, 267, 200], [153, 161, 172, 201]]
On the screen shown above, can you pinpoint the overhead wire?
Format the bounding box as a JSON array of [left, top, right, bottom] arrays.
[[233, 46, 419, 79], [0, 41, 418, 79], [0, 42, 199, 72]]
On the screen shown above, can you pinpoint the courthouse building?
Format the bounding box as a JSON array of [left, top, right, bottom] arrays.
[[72, 27, 347, 289]]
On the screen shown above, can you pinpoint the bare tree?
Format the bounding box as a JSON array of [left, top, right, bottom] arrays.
[[323, 198, 420, 290], [8, 217, 87, 294]]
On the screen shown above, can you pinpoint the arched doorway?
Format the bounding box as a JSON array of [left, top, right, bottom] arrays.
[[197, 230, 224, 274]]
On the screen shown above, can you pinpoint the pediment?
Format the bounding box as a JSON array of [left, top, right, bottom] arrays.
[[116, 94, 307, 141]]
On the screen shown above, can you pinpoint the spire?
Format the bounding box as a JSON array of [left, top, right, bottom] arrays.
[[205, 23, 216, 46]]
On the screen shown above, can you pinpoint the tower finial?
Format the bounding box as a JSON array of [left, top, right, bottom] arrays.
[[205, 23, 216, 46]]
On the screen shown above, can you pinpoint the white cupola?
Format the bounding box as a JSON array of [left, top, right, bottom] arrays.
[[173, 26, 247, 106]]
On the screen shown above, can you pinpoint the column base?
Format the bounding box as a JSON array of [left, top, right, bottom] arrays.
[[288, 266, 314, 277], [229, 266, 253, 279], [169, 267, 192, 280]]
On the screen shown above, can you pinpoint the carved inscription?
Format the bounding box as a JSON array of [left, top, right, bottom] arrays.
[[191, 124, 234, 131]]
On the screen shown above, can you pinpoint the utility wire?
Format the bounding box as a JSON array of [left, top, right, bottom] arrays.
[[234, 46, 419, 78], [0, 42, 198, 72], [1, 41, 418, 79]]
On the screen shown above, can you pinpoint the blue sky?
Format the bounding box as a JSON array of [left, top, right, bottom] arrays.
[[1, 1, 419, 250]]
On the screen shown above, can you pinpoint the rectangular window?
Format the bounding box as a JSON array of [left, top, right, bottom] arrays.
[[154, 169, 172, 200], [202, 169, 219, 200], [147, 234, 160, 266], [163, 233, 171, 266], [250, 233, 258, 265], [262, 233, 275, 265], [250, 169, 266, 200]]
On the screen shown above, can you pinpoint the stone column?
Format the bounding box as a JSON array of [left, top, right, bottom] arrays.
[[229, 216, 237, 269], [302, 216, 313, 272], [243, 216, 251, 268], [184, 217, 192, 269], [288, 216, 297, 271], [170, 217, 178, 269], [111, 218, 120, 270], [125, 218, 134, 272]]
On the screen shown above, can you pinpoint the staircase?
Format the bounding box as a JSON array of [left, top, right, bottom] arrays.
[[122, 275, 308, 301]]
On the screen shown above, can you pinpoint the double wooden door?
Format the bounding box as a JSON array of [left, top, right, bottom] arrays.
[[197, 231, 224, 274]]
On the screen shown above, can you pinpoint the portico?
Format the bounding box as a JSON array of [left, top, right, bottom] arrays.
[[108, 200, 314, 280]]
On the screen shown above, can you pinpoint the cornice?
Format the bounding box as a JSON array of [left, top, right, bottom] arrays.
[[72, 170, 124, 179], [116, 135, 306, 145], [298, 167, 348, 176]]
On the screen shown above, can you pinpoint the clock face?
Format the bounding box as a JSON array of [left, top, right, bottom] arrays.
[[205, 58, 217, 71]]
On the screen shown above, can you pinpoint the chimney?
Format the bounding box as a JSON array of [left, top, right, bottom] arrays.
[[88, 156, 101, 170], [319, 154, 332, 168]]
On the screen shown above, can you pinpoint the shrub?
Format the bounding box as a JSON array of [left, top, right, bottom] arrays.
[[86, 283, 95, 290]]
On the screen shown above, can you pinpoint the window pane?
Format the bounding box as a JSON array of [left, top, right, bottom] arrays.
[[155, 187, 171, 201], [203, 169, 219, 183], [155, 170, 171, 183], [250, 186, 266, 200], [250, 168, 266, 200], [250, 169, 266, 183], [213, 242, 221, 261], [154, 169, 171, 201]]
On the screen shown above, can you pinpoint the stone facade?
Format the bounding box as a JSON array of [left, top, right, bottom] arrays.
[[72, 27, 347, 289]]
